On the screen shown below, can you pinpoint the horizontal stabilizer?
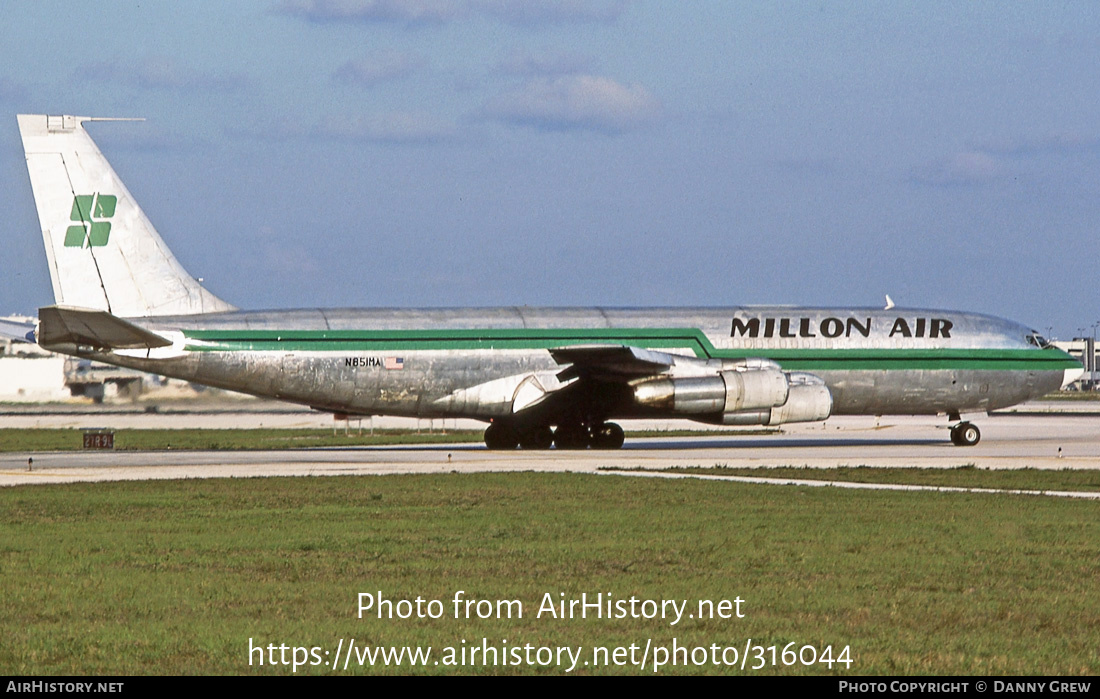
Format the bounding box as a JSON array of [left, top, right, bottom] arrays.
[[37, 305, 172, 350], [550, 344, 678, 381]]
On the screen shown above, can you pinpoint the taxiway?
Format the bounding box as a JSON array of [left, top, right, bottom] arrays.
[[3, 412, 1100, 489]]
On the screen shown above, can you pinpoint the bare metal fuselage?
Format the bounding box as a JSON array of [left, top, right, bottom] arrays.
[[55, 305, 1077, 425]]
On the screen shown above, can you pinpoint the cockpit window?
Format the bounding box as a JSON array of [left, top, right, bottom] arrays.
[[1026, 332, 1051, 349]]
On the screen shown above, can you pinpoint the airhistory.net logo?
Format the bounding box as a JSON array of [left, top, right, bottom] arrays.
[[64, 193, 117, 248]]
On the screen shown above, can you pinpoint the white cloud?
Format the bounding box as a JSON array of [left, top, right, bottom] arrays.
[[76, 58, 244, 92], [983, 132, 1100, 158], [333, 52, 423, 86], [316, 111, 457, 143], [276, 0, 630, 26], [253, 235, 324, 278], [912, 150, 1002, 186], [496, 50, 595, 77], [472, 0, 629, 25], [227, 111, 456, 144], [275, 0, 462, 25], [912, 132, 1100, 186], [948, 151, 999, 179], [484, 74, 660, 134]]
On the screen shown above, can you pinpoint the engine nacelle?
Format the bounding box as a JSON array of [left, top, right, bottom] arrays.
[[707, 373, 832, 426], [632, 368, 789, 414]]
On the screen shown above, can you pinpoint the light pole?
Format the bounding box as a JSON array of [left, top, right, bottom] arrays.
[[1092, 322, 1099, 390]]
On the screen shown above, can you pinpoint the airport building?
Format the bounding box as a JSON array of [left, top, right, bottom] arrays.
[[1053, 338, 1097, 390], [1, 315, 157, 402], [0, 335, 67, 401]]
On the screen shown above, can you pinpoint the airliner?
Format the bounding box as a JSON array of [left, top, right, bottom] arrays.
[[12, 114, 1083, 449]]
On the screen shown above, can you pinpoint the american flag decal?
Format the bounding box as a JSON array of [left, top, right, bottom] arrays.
[[384, 356, 405, 370]]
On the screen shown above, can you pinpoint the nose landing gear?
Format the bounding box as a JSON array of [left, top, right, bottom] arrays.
[[949, 421, 980, 446]]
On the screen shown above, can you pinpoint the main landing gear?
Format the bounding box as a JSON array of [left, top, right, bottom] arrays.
[[484, 421, 625, 450], [949, 421, 981, 447]]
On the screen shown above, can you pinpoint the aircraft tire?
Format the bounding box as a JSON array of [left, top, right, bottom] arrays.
[[950, 422, 980, 447], [592, 422, 625, 450], [484, 422, 519, 450], [519, 425, 554, 450]]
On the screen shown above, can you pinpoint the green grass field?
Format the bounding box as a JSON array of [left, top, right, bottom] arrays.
[[617, 465, 1100, 492], [0, 428, 775, 452], [0, 428, 486, 452], [1, 472, 1097, 675]]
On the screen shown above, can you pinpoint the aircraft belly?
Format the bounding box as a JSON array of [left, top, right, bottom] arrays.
[[254, 351, 557, 417], [115, 349, 559, 418]]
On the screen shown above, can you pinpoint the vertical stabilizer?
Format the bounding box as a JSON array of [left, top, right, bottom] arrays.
[[18, 114, 234, 317]]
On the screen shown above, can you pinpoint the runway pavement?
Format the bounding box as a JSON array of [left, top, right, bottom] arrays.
[[3, 411, 1100, 490]]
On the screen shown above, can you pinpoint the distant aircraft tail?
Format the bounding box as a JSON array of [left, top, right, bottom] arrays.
[[17, 114, 234, 318]]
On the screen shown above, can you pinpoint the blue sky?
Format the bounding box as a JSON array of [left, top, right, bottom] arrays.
[[2, 1, 1099, 339]]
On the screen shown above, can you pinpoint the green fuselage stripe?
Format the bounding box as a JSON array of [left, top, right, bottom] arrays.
[[180, 328, 1078, 372]]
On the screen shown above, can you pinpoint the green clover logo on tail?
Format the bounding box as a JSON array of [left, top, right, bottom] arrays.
[[64, 193, 117, 247]]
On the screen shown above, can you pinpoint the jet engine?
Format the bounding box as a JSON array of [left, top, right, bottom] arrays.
[[632, 369, 831, 426], [632, 367, 789, 414], [712, 373, 832, 426]]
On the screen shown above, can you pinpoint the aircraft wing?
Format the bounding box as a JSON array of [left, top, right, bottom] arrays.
[[37, 305, 172, 350], [549, 344, 681, 381], [439, 345, 686, 420]]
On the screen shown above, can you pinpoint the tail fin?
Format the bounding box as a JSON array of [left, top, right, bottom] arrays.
[[18, 114, 234, 317]]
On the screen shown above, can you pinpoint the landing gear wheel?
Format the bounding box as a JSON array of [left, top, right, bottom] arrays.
[[591, 422, 625, 450], [950, 422, 980, 447], [519, 425, 554, 450], [484, 422, 519, 450], [553, 424, 591, 450]]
